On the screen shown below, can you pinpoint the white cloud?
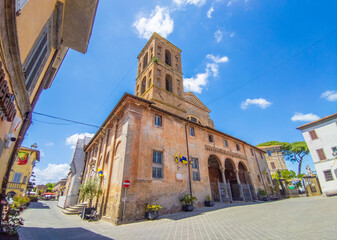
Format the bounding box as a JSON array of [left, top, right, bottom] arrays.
[[45, 142, 54, 147], [40, 149, 46, 157], [183, 54, 228, 93], [321, 90, 337, 102], [230, 32, 235, 38], [174, 0, 207, 7], [133, 6, 174, 39], [34, 163, 70, 185], [214, 29, 223, 43], [66, 133, 94, 149], [241, 98, 272, 109], [291, 113, 320, 122], [207, 7, 214, 18]]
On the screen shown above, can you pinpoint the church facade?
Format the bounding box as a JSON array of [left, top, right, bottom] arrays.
[[81, 33, 273, 224]]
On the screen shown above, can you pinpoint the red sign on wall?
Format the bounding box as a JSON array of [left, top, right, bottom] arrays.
[[123, 179, 130, 188]]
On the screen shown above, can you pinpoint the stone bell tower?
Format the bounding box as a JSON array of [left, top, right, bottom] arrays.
[[135, 33, 186, 116]]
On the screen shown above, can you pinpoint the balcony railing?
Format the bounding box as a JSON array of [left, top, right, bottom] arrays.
[[7, 182, 25, 190]]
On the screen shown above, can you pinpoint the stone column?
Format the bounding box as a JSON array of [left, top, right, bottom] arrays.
[[235, 170, 245, 201], [220, 167, 229, 202], [244, 172, 253, 201]]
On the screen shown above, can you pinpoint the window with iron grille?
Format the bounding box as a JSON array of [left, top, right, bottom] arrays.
[[152, 150, 163, 178], [191, 158, 200, 181], [323, 170, 333, 181], [155, 115, 162, 127], [23, 25, 51, 93]]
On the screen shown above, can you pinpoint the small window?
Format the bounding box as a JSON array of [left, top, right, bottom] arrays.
[[270, 162, 276, 169], [190, 117, 197, 123], [143, 53, 148, 70], [267, 150, 271, 156], [236, 143, 240, 151], [154, 115, 162, 127], [332, 146, 337, 155], [152, 150, 163, 178], [12, 173, 22, 183], [141, 77, 146, 95], [224, 140, 228, 148], [309, 130, 318, 140], [209, 135, 214, 143], [22, 176, 27, 184], [323, 170, 333, 181], [250, 149, 254, 156], [191, 158, 200, 181], [316, 148, 326, 161], [156, 78, 161, 87], [189, 127, 195, 137]]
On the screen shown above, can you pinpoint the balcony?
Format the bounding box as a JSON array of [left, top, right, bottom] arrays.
[[7, 182, 25, 190]]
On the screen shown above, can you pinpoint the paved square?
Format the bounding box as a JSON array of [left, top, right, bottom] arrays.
[[19, 196, 337, 240]]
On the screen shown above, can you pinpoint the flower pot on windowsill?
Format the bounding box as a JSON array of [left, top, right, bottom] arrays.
[[204, 200, 215, 207], [182, 205, 194, 212], [145, 211, 159, 220]]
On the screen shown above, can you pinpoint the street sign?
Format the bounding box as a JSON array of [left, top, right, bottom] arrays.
[[123, 179, 130, 188]]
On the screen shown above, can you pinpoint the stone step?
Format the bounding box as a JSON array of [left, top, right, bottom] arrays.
[[65, 207, 81, 212], [62, 209, 80, 215]]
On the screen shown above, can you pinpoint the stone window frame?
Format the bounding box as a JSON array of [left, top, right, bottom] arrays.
[[208, 134, 214, 143], [152, 150, 164, 179], [191, 157, 200, 181], [154, 114, 162, 128], [189, 126, 195, 137]]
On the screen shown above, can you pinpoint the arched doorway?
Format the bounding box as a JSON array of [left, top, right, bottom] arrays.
[[238, 162, 248, 184], [208, 155, 223, 201], [225, 159, 241, 201]]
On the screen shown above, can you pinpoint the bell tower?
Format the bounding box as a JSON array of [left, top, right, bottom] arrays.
[[135, 33, 186, 116]]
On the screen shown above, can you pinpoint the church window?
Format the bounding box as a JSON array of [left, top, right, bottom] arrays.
[[141, 77, 146, 95], [190, 117, 197, 123], [165, 74, 173, 92], [148, 78, 152, 88], [236, 143, 240, 151], [251, 149, 254, 156], [157, 52, 161, 60], [165, 50, 171, 66], [148, 70, 152, 77], [189, 127, 195, 137], [155, 115, 162, 127], [152, 150, 163, 179], [224, 139, 228, 148], [143, 53, 148, 70]]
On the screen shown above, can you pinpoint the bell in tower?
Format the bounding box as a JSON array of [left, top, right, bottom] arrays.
[[135, 33, 186, 117]]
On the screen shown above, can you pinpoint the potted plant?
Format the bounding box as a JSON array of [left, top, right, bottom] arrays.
[[179, 194, 197, 212], [204, 194, 214, 207], [258, 189, 268, 201], [144, 204, 162, 220], [1, 205, 24, 239]]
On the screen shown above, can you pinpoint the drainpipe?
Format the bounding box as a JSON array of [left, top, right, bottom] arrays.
[[184, 123, 192, 197]]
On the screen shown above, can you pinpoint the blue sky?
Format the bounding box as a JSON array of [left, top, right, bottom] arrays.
[[23, 0, 337, 184]]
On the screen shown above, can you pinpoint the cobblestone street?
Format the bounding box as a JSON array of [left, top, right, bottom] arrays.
[[19, 196, 337, 240]]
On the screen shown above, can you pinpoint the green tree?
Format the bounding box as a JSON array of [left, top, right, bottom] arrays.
[[257, 141, 310, 175], [45, 183, 55, 192], [272, 170, 297, 183], [79, 177, 102, 207]]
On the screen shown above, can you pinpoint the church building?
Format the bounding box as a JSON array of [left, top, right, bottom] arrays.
[[81, 33, 273, 224]]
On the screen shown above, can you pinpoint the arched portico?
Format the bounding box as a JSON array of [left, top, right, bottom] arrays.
[[238, 162, 248, 184], [208, 155, 223, 201], [224, 158, 241, 200]]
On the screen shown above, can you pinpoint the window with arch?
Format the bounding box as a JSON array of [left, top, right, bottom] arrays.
[[165, 74, 173, 92], [141, 77, 146, 95], [165, 50, 171, 66], [148, 78, 152, 88], [143, 53, 148, 70]]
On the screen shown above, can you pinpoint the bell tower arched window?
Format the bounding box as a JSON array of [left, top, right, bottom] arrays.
[[165, 74, 173, 92], [143, 53, 148, 70], [141, 77, 146, 95], [165, 50, 171, 66]]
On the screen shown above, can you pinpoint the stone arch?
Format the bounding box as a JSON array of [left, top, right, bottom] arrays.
[[141, 77, 146, 95], [238, 161, 248, 184], [225, 158, 241, 200], [208, 154, 223, 201], [165, 74, 173, 92], [165, 49, 171, 66]]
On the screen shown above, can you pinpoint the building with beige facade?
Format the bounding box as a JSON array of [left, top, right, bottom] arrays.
[[258, 145, 288, 176], [0, 0, 98, 200], [6, 146, 39, 198], [81, 33, 273, 224]]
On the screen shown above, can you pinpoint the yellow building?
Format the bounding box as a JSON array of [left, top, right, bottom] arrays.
[[6, 147, 39, 198], [0, 0, 99, 192], [258, 145, 288, 176]]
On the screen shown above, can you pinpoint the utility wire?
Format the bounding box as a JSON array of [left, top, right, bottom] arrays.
[[33, 112, 101, 129], [206, 27, 337, 105]]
